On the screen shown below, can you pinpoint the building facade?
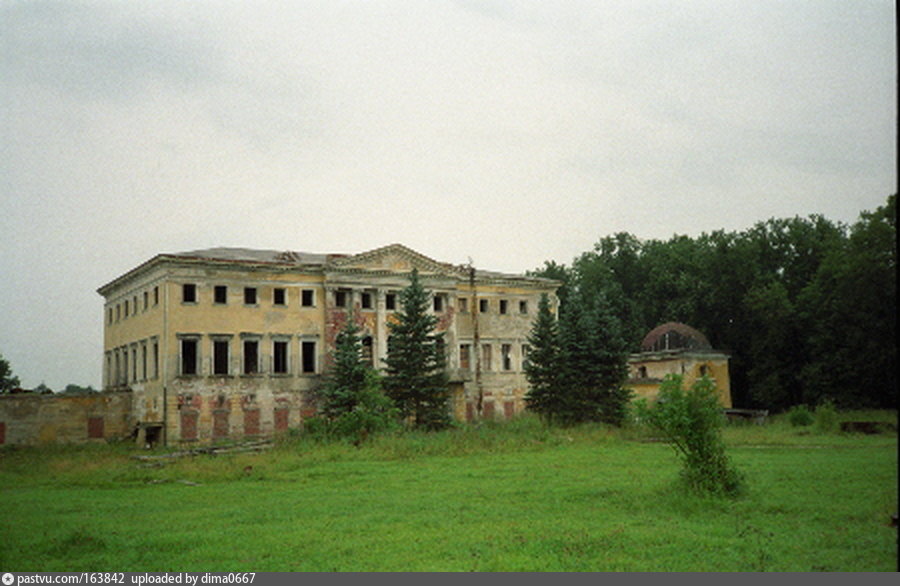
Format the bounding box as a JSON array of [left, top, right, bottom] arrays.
[[97, 244, 559, 445], [625, 322, 732, 407]]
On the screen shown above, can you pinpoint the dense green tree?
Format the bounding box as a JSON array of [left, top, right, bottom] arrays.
[[523, 293, 562, 421], [314, 309, 398, 442], [800, 195, 896, 408], [0, 353, 21, 393], [383, 269, 451, 430]]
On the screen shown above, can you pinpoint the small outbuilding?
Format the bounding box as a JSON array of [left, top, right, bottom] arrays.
[[626, 322, 732, 407]]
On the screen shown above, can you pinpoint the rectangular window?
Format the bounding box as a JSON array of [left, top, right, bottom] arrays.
[[459, 344, 471, 370], [433, 295, 444, 312], [153, 341, 159, 379], [214, 285, 227, 304], [361, 292, 373, 309], [273, 340, 289, 374], [519, 300, 528, 314], [334, 290, 348, 307], [108, 308, 113, 324], [522, 344, 529, 370], [182, 284, 197, 303], [273, 288, 286, 306], [124, 300, 129, 318], [153, 286, 159, 305], [131, 346, 137, 381], [482, 344, 492, 370], [244, 287, 257, 305], [479, 299, 489, 313], [499, 300, 508, 314], [181, 338, 198, 375], [143, 291, 149, 311], [243, 340, 259, 374], [213, 340, 229, 375], [133, 296, 138, 314], [141, 343, 147, 380], [116, 304, 121, 321], [458, 298, 469, 313], [301, 289, 315, 307], [385, 293, 396, 311], [301, 341, 316, 373], [502, 344, 512, 371]]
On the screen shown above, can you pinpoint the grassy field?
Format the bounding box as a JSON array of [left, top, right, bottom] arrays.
[[1, 413, 896, 572]]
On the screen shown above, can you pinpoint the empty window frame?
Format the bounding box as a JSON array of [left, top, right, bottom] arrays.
[[273, 340, 289, 374], [479, 299, 489, 313], [108, 308, 113, 324], [243, 339, 260, 374], [152, 340, 159, 379], [458, 298, 469, 313], [301, 340, 317, 374], [361, 292, 373, 310], [361, 336, 374, 365], [244, 287, 258, 305], [501, 344, 512, 371], [273, 288, 287, 306], [182, 284, 197, 303], [519, 300, 528, 314], [433, 295, 444, 312], [213, 339, 230, 375], [301, 289, 315, 307], [385, 293, 397, 311], [214, 285, 228, 304], [124, 300, 129, 318], [521, 344, 529, 370], [180, 337, 199, 376], [499, 299, 508, 315], [141, 342, 148, 380], [459, 344, 471, 370], [131, 346, 138, 381], [153, 286, 159, 306], [116, 304, 121, 321], [143, 291, 149, 311], [334, 290, 348, 308], [482, 344, 492, 370]]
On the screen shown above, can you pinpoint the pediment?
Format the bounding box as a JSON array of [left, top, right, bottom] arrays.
[[329, 244, 464, 277]]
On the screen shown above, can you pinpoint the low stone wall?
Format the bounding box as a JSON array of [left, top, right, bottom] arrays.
[[0, 391, 133, 445]]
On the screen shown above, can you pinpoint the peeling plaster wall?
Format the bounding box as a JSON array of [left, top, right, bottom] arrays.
[[0, 391, 133, 445]]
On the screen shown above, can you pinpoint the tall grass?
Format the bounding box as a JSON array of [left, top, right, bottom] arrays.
[[1, 412, 896, 571]]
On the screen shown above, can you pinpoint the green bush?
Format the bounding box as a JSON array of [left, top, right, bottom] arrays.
[[635, 374, 745, 497], [815, 399, 840, 434], [787, 405, 814, 427]]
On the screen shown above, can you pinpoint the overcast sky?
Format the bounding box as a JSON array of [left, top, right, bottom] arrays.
[[1, 0, 896, 390]]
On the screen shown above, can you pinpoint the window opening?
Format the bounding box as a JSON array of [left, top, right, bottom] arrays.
[[273, 288, 286, 305], [181, 338, 198, 375], [244, 287, 257, 305], [243, 340, 259, 374], [213, 340, 229, 375], [301, 289, 315, 307], [499, 300, 508, 314], [214, 285, 227, 304], [182, 284, 197, 303], [273, 341, 289, 374], [301, 341, 316, 373]]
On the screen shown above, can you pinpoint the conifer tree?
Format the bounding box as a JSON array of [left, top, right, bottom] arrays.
[[318, 309, 370, 419], [383, 269, 450, 429], [524, 293, 562, 422]]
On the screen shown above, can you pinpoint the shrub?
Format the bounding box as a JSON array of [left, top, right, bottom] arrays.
[[635, 374, 745, 497], [815, 399, 840, 434], [787, 405, 814, 427]]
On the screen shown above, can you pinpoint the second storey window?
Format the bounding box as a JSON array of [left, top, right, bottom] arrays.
[[214, 286, 227, 304], [180, 338, 199, 376], [273, 288, 286, 306], [182, 284, 197, 304], [213, 339, 229, 375], [273, 340, 289, 374], [243, 339, 260, 374], [301, 340, 316, 374], [244, 287, 257, 305], [385, 293, 397, 311], [301, 289, 315, 307]]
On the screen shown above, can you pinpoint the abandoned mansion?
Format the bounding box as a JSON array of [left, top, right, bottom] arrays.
[[95, 244, 560, 445]]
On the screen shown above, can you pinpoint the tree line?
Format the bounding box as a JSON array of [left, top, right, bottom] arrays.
[[529, 194, 896, 411]]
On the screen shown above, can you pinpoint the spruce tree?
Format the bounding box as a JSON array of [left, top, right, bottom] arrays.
[[318, 309, 370, 419], [383, 269, 450, 429], [524, 293, 562, 422]]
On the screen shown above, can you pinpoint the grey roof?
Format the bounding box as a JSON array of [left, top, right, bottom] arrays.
[[166, 247, 331, 265]]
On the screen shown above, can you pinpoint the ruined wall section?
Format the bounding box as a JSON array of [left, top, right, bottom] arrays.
[[0, 391, 133, 445]]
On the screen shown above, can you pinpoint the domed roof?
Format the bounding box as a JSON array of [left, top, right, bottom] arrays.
[[641, 322, 712, 352]]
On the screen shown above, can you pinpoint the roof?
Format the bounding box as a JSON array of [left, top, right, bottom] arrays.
[[640, 322, 712, 352], [98, 244, 560, 296]]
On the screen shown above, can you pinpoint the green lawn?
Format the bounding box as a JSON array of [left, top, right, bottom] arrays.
[[1, 416, 896, 571]]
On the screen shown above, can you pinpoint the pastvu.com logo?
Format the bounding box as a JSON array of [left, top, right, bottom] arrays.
[[2, 572, 15, 585]]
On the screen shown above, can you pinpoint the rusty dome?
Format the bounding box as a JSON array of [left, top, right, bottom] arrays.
[[640, 322, 712, 352]]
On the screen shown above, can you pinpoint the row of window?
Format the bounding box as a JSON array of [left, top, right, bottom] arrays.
[[459, 342, 529, 373], [182, 284, 318, 308], [106, 338, 159, 387], [178, 335, 319, 377], [108, 286, 160, 324]]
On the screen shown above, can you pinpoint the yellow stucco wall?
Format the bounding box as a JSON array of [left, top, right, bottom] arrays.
[[626, 352, 732, 408]]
